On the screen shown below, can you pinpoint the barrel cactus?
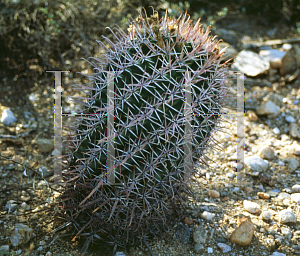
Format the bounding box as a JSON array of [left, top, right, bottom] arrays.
[[56, 8, 230, 254]]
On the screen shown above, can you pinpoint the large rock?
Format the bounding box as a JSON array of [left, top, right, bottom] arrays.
[[232, 50, 269, 76]]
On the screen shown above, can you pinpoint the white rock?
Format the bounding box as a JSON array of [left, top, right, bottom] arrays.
[[272, 127, 280, 134], [256, 101, 280, 118], [282, 43, 292, 50], [114, 252, 127, 256], [279, 209, 297, 224], [200, 211, 215, 221], [259, 146, 275, 160], [244, 155, 269, 172], [232, 50, 270, 76], [285, 115, 296, 123], [277, 160, 285, 166], [217, 243, 231, 253], [261, 210, 273, 221], [207, 247, 213, 253], [292, 184, 300, 193], [289, 158, 299, 172], [1, 108, 17, 126], [291, 193, 300, 204], [243, 200, 261, 214]]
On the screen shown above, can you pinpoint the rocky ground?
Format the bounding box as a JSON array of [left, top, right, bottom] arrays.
[[0, 12, 300, 256]]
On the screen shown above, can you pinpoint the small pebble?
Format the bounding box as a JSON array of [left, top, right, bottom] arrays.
[[1, 108, 17, 126], [244, 155, 269, 172], [247, 110, 258, 121], [226, 172, 234, 178], [283, 188, 293, 193], [182, 217, 193, 225], [290, 123, 300, 138], [270, 252, 286, 256], [217, 243, 231, 253], [272, 127, 280, 134], [261, 210, 273, 221], [200, 211, 215, 221], [243, 200, 261, 214], [21, 202, 30, 211], [285, 115, 296, 123], [233, 187, 240, 193], [193, 227, 208, 244], [115, 252, 127, 256], [245, 187, 254, 193], [257, 192, 270, 199], [282, 43, 292, 50], [10, 223, 33, 247], [291, 193, 300, 204], [277, 192, 291, 200], [259, 146, 275, 160], [289, 158, 299, 172], [34, 138, 54, 153], [0, 245, 9, 253], [208, 190, 220, 198], [256, 100, 280, 117], [292, 184, 300, 192], [279, 209, 296, 224], [222, 196, 229, 201], [194, 243, 204, 253], [5, 200, 18, 213], [281, 227, 292, 240]]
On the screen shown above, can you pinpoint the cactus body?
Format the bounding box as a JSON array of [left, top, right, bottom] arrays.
[[57, 9, 229, 253]]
